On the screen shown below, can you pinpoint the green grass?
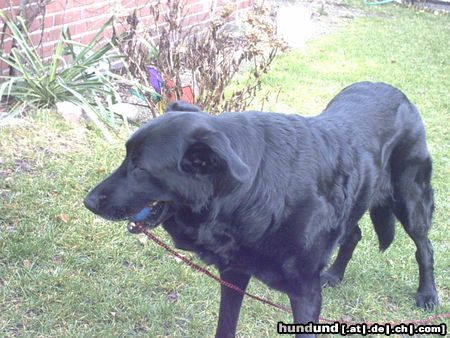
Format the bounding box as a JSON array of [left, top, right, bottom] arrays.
[[1, 3, 449, 337]]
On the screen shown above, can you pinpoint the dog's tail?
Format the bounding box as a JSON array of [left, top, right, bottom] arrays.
[[369, 205, 396, 252]]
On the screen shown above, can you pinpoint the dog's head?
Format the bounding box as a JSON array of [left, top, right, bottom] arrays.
[[84, 101, 250, 230]]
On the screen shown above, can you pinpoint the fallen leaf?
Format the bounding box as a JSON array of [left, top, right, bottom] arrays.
[[174, 256, 183, 263], [138, 234, 148, 245], [342, 315, 354, 322], [167, 291, 179, 302], [23, 259, 33, 269], [56, 213, 69, 223]]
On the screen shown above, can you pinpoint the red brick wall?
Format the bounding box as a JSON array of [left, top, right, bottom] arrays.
[[0, 0, 253, 72]]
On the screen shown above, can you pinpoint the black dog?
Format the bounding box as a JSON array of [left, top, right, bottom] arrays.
[[84, 82, 438, 337]]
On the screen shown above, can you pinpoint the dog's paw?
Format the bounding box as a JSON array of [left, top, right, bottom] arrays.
[[416, 291, 439, 311], [320, 271, 342, 288]]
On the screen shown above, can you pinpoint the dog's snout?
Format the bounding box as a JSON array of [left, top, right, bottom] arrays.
[[84, 192, 105, 213]]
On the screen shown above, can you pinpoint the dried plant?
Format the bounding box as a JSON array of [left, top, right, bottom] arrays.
[[116, 0, 287, 115], [188, 3, 287, 114], [112, 7, 160, 118]]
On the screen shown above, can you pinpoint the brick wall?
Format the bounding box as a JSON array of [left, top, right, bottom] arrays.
[[0, 0, 253, 72]]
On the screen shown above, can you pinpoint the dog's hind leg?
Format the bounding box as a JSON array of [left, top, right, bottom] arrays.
[[392, 156, 438, 310], [320, 224, 362, 287], [215, 270, 251, 338]]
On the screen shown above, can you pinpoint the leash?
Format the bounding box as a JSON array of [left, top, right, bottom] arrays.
[[136, 225, 450, 326]]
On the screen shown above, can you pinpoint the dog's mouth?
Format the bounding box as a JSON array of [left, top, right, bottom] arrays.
[[127, 201, 170, 234]]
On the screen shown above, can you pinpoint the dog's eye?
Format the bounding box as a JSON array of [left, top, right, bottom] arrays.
[[193, 159, 207, 167], [131, 167, 147, 179]]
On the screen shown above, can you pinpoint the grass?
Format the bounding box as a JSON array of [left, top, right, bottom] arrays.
[[1, 3, 449, 337]]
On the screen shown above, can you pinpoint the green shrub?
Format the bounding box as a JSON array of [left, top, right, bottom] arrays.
[[0, 13, 133, 138]]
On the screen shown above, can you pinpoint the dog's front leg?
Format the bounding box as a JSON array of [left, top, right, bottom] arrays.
[[288, 274, 322, 338], [215, 270, 251, 338]]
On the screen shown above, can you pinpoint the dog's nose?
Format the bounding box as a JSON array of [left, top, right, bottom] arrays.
[[84, 193, 101, 213]]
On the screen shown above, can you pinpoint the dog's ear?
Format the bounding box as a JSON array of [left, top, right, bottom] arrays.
[[179, 129, 250, 183], [166, 101, 202, 113]]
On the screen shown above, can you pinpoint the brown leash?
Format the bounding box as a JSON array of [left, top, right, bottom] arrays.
[[140, 227, 450, 326]]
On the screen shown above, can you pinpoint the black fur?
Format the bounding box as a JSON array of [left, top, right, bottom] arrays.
[[84, 82, 439, 337]]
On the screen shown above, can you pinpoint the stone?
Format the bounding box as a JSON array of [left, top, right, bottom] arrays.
[[0, 113, 31, 127], [56, 101, 84, 124], [110, 102, 141, 122]]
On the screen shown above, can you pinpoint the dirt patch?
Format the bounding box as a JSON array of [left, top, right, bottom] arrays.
[[272, 1, 372, 49], [0, 114, 89, 175]]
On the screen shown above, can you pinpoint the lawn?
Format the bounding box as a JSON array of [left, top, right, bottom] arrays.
[[1, 2, 449, 337]]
